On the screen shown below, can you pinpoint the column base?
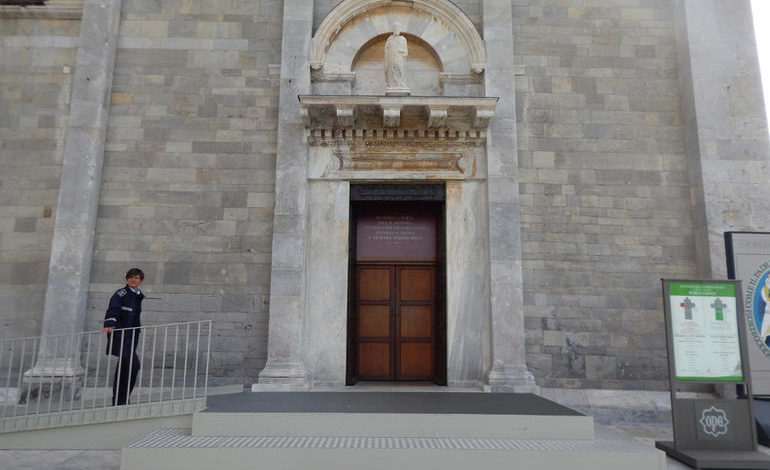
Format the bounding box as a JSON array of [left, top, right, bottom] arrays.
[[252, 360, 309, 391], [485, 360, 540, 394], [21, 357, 85, 404]]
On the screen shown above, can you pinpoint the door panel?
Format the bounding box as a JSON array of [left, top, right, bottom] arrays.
[[359, 305, 390, 337], [358, 268, 391, 301], [399, 343, 434, 378], [356, 266, 394, 379], [396, 266, 434, 380], [399, 268, 433, 301], [358, 343, 391, 377], [400, 305, 432, 338]]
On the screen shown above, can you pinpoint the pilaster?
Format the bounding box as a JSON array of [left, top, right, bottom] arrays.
[[31, 0, 121, 377], [481, 0, 537, 392], [672, 0, 770, 278], [254, 0, 315, 390]]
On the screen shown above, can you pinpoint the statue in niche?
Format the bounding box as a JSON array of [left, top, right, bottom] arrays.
[[384, 23, 409, 95]]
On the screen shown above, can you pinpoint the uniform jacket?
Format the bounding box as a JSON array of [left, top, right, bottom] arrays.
[[104, 285, 145, 357]]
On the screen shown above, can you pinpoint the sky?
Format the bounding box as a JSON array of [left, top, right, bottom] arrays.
[[753, 0, 770, 131]]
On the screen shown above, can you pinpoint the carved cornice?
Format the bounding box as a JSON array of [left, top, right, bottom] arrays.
[[0, 0, 83, 19], [299, 95, 498, 131]]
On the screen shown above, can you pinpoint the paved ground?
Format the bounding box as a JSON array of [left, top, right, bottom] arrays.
[[0, 449, 121, 470]]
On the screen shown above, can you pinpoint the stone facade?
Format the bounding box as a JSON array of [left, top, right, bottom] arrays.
[[515, 0, 694, 390], [0, 0, 767, 391]]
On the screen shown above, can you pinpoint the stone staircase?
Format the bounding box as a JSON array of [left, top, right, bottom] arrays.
[[119, 391, 666, 470]]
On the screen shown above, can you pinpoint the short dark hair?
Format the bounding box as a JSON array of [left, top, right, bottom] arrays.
[[125, 268, 145, 280]]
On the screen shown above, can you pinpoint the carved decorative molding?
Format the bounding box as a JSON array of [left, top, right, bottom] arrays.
[[427, 107, 448, 128], [0, 0, 82, 19], [382, 105, 402, 128], [308, 130, 487, 147], [473, 108, 494, 128], [311, 70, 356, 84], [440, 73, 483, 85], [299, 95, 498, 132], [336, 105, 355, 128], [350, 184, 446, 201]]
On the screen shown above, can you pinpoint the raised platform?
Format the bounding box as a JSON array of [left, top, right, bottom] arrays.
[[120, 391, 666, 470]]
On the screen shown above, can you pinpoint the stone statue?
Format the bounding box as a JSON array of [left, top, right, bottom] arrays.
[[384, 24, 409, 94]]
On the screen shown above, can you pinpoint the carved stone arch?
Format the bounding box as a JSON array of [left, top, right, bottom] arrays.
[[310, 0, 486, 76]]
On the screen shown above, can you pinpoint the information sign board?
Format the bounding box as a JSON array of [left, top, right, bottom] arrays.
[[667, 281, 742, 381], [657, 279, 770, 469]]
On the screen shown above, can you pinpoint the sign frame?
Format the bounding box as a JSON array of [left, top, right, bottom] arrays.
[[725, 231, 770, 396], [656, 279, 770, 469]]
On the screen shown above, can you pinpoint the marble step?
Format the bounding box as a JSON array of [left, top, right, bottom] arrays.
[[194, 391, 594, 439], [192, 410, 594, 439], [120, 427, 666, 470]]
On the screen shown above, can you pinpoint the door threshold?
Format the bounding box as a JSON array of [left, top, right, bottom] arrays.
[[340, 381, 481, 392]]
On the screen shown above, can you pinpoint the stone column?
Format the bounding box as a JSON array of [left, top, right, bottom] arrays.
[[672, 0, 770, 278], [27, 0, 121, 382], [254, 0, 314, 390], [482, 0, 538, 392]]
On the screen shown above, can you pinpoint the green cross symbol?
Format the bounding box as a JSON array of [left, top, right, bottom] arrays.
[[711, 298, 726, 321]]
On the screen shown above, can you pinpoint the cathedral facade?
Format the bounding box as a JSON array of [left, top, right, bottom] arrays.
[[0, 0, 768, 393]]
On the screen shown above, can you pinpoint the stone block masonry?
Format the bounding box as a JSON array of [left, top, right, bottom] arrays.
[[0, 17, 79, 340], [87, 0, 282, 383], [515, 0, 695, 390]]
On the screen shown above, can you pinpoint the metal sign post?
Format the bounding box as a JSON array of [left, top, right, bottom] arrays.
[[656, 279, 770, 469]]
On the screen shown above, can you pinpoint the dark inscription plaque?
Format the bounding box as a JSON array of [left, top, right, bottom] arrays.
[[356, 202, 437, 262]]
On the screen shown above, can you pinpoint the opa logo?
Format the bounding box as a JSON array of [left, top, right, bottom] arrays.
[[699, 406, 730, 437]]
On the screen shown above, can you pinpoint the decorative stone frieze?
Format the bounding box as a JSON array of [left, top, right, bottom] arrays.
[[306, 136, 484, 181], [307, 128, 487, 146]]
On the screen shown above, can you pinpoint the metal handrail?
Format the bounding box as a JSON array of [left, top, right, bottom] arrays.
[[0, 320, 212, 432]]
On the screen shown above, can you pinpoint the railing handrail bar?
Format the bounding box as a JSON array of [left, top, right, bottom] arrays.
[[0, 319, 212, 434], [0, 320, 213, 345]]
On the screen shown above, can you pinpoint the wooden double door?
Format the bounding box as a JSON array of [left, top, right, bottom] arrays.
[[348, 195, 446, 384], [356, 264, 436, 380]]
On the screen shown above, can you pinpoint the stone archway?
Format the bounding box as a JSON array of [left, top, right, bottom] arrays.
[[309, 0, 486, 76]]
